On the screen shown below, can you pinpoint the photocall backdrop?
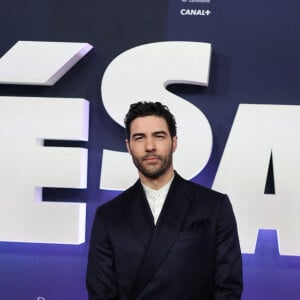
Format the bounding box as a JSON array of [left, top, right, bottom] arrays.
[[0, 0, 300, 299]]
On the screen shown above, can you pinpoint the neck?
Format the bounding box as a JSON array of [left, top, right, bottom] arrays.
[[139, 167, 175, 190]]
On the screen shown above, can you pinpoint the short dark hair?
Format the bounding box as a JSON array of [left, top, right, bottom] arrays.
[[124, 101, 177, 139]]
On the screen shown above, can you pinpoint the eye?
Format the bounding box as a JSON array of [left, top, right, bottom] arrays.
[[133, 135, 143, 141], [155, 133, 165, 139]]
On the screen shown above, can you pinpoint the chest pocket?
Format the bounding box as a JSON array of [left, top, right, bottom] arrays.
[[179, 218, 211, 240]]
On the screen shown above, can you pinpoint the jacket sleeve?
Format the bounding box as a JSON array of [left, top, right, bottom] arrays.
[[86, 208, 119, 300], [213, 195, 243, 300]]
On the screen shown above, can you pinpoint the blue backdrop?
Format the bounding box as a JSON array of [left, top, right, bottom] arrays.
[[0, 0, 299, 299]]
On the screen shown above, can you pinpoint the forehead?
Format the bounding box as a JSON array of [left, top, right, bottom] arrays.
[[130, 116, 169, 134]]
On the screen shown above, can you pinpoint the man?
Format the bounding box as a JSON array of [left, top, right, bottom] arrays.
[[86, 101, 243, 300]]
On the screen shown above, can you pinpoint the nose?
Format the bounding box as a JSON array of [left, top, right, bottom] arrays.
[[145, 137, 156, 152]]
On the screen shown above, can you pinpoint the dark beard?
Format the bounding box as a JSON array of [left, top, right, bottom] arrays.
[[132, 150, 173, 179]]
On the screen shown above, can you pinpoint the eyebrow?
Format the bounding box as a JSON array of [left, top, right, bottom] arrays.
[[131, 130, 168, 139], [152, 130, 168, 136], [131, 133, 145, 139]]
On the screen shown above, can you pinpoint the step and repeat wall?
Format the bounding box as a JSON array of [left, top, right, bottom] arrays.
[[0, 0, 300, 299]]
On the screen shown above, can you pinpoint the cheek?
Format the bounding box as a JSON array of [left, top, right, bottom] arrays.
[[129, 145, 143, 157]]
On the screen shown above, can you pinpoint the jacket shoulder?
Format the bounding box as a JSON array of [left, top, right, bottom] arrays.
[[96, 181, 140, 213], [179, 175, 227, 201]]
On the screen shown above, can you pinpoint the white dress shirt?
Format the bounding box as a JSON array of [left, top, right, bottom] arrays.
[[142, 176, 174, 224]]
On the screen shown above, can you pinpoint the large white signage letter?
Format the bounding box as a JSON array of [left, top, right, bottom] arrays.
[[100, 41, 212, 190], [213, 104, 300, 256], [0, 97, 89, 244]]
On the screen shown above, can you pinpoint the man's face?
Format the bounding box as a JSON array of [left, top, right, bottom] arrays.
[[126, 115, 177, 180]]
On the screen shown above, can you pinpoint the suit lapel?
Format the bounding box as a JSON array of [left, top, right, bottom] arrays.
[[122, 180, 155, 248], [130, 173, 194, 299]]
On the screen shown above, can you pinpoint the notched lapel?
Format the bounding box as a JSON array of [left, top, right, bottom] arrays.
[[122, 181, 154, 249], [131, 174, 194, 299]]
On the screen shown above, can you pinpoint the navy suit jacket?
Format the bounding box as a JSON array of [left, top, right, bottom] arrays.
[[86, 173, 243, 300]]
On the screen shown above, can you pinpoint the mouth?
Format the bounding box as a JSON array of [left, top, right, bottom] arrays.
[[143, 156, 160, 162]]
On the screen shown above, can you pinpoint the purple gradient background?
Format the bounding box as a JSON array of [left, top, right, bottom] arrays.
[[0, 0, 300, 299]]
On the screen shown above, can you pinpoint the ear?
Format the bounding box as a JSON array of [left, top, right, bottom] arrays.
[[125, 139, 132, 155], [172, 136, 177, 153]]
